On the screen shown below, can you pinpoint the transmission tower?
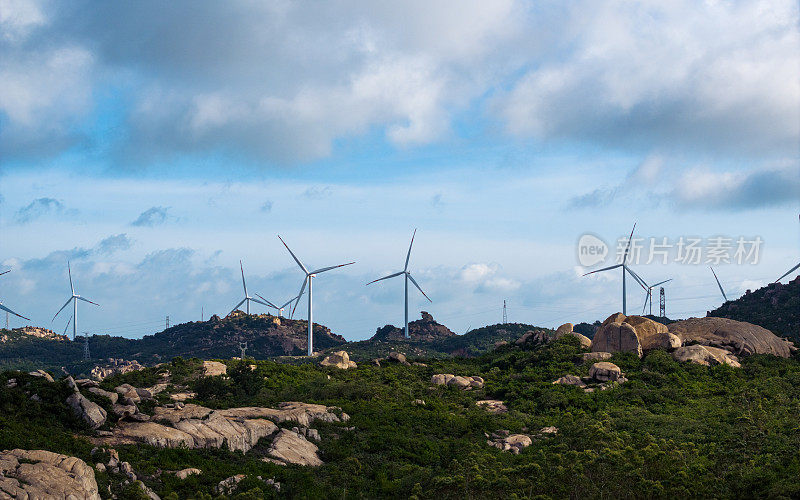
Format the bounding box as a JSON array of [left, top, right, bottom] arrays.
[[166, 316, 170, 330], [659, 287, 666, 318], [5, 311, 8, 330], [83, 333, 90, 360], [502, 300, 508, 324], [239, 342, 247, 359]]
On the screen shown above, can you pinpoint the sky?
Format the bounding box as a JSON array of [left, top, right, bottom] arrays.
[[0, 0, 798, 341]]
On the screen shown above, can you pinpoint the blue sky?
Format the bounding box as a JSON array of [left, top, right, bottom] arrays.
[[0, 0, 798, 340]]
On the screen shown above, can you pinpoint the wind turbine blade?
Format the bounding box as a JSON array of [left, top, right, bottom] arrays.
[[407, 274, 432, 302], [52, 297, 73, 321], [625, 267, 648, 291], [277, 235, 308, 273], [255, 294, 278, 309], [0, 269, 10, 277], [366, 271, 404, 285], [710, 267, 728, 302], [76, 296, 99, 306], [310, 262, 355, 275], [404, 228, 417, 272], [0, 303, 30, 321], [623, 223, 637, 264], [642, 291, 650, 315], [63, 315, 72, 336], [291, 277, 308, 317], [279, 298, 295, 309], [229, 298, 246, 316], [68, 261, 75, 295], [775, 262, 800, 283], [251, 297, 274, 308], [240, 260, 248, 296], [582, 263, 623, 276], [652, 278, 673, 287]]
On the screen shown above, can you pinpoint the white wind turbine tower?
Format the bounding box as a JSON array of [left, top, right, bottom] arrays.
[[52, 262, 98, 340], [710, 266, 728, 302], [229, 260, 272, 316], [0, 269, 30, 324], [366, 229, 431, 339], [583, 224, 648, 315], [642, 279, 672, 315], [278, 235, 354, 356], [774, 214, 799, 283]]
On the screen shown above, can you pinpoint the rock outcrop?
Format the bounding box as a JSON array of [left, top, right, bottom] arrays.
[[0, 449, 100, 500], [370, 311, 456, 342], [267, 429, 323, 466], [90, 359, 145, 381], [552, 375, 586, 387], [588, 362, 622, 382], [67, 392, 107, 429], [202, 360, 227, 376], [672, 344, 742, 367], [591, 314, 679, 357], [668, 317, 791, 358], [476, 400, 508, 414], [431, 374, 484, 389], [108, 402, 346, 456], [319, 350, 357, 369]]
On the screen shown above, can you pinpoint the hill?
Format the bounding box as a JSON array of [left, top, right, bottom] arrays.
[[0, 311, 346, 373], [708, 275, 799, 339], [3, 334, 800, 498]]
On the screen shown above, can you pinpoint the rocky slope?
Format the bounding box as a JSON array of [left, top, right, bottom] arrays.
[[708, 275, 799, 340]]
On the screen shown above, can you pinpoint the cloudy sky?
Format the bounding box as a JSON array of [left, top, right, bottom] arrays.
[[1, 0, 798, 340]]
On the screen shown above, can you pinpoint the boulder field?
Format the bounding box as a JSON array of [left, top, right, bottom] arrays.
[[582, 313, 791, 365]]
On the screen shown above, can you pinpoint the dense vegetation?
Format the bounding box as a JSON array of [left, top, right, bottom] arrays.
[[3, 335, 800, 498]]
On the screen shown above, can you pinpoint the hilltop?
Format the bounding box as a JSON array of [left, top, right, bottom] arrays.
[[2, 325, 800, 498], [0, 311, 347, 373], [708, 275, 799, 340]]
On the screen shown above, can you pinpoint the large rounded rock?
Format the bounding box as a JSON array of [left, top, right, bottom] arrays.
[[589, 362, 622, 382], [591, 322, 642, 357], [268, 429, 323, 466], [66, 393, 107, 429], [554, 323, 592, 348], [624, 315, 681, 350], [672, 344, 741, 367], [603, 312, 627, 326], [668, 317, 791, 358], [552, 375, 586, 387], [319, 350, 357, 369], [0, 449, 100, 500]]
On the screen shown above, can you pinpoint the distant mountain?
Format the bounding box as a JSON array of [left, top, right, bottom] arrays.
[[343, 312, 551, 359], [707, 275, 799, 340], [0, 311, 347, 371]]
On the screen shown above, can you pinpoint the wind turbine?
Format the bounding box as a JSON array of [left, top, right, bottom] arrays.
[[642, 279, 672, 316], [366, 229, 431, 339], [583, 224, 648, 315], [228, 260, 272, 316], [710, 266, 728, 302], [52, 262, 98, 340], [0, 268, 30, 324], [278, 235, 354, 356], [256, 293, 301, 318], [774, 214, 800, 282]]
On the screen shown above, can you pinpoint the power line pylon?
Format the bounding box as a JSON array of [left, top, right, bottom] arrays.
[[659, 287, 666, 318], [502, 300, 508, 324], [83, 333, 90, 360]]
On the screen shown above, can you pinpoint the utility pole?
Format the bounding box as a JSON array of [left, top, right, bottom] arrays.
[[201, 307, 204, 322], [166, 316, 170, 330], [83, 332, 90, 360], [502, 300, 507, 324], [659, 287, 666, 318]]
